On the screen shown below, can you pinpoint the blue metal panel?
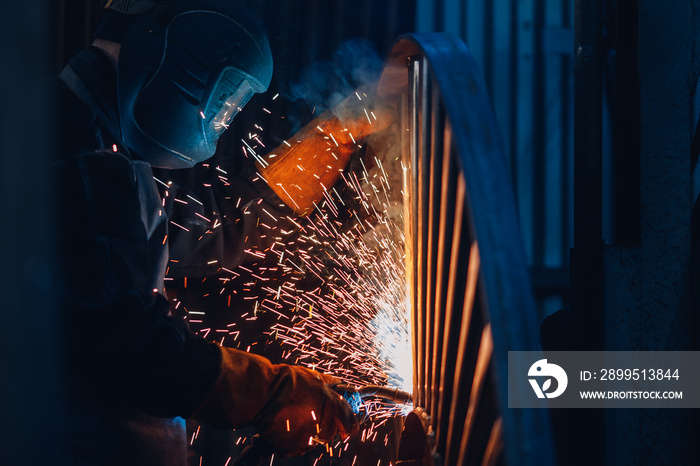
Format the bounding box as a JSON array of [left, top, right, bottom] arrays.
[[544, 1, 573, 269], [443, 0, 464, 37], [414, 0, 574, 317], [465, 0, 487, 78], [515, 0, 537, 266], [491, 0, 514, 184], [416, 0, 436, 32]]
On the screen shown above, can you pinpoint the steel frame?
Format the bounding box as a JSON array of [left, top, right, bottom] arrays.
[[375, 33, 556, 466]]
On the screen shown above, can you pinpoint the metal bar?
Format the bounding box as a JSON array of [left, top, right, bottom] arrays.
[[427, 82, 445, 421], [384, 0, 401, 52], [409, 56, 425, 408], [425, 81, 443, 421], [456, 325, 494, 466], [480, 418, 504, 466], [463, 367, 499, 466], [492, 0, 514, 187], [444, 240, 480, 466], [434, 0, 444, 31], [395, 83, 415, 412], [572, 0, 603, 337], [613, 0, 640, 245], [514, 0, 537, 264], [440, 176, 471, 464], [532, 0, 546, 266], [404, 56, 422, 404], [419, 56, 432, 412], [415, 0, 435, 32], [483, 0, 495, 94], [561, 0, 573, 270], [508, 0, 520, 193], [564, 4, 606, 466], [433, 122, 457, 453]]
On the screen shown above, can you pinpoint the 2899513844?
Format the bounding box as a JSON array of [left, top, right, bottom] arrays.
[[597, 368, 679, 381]]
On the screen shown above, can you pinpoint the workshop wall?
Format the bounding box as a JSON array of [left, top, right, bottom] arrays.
[[416, 0, 574, 319]]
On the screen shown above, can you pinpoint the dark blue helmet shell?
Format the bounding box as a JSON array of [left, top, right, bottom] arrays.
[[118, 0, 272, 168]]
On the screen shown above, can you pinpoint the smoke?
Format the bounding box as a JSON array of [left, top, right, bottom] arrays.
[[284, 38, 383, 130]]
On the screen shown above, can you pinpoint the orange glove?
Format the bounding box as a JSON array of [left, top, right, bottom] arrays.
[[256, 83, 395, 216], [190, 346, 359, 457]]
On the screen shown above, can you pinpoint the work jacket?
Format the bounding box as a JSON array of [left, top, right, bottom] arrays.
[[50, 46, 289, 466]]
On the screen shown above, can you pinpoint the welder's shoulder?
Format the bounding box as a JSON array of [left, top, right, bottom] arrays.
[[47, 76, 117, 164], [48, 77, 142, 209]]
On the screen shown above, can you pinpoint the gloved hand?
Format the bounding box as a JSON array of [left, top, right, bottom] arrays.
[[256, 83, 395, 216], [190, 346, 359, 457]]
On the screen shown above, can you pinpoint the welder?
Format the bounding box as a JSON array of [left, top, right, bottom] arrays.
[[50, 1, 358, 464]]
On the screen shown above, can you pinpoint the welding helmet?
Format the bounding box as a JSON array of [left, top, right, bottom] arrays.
[[111, 0, 272, 168]]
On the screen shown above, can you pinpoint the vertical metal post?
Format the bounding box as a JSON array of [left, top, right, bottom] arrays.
[[428, 81, 445, 425], [613, 0, 640, 245], [572, 0, 604, 347], [433, 122, 458, 457], [419, 56, 432, 414], [409, 56, 424, 408], [560, 0, 573, 276], [564, 2, 605, 465], [441, 177, 467, 466], [532, 0, 546, 267]]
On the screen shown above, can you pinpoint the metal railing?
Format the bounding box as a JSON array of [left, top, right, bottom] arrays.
[[376, 33, 555, 466]]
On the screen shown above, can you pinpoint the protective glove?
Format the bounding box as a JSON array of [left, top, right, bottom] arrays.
[[190, 345, 359, 457], [256, 83, 395, 216]]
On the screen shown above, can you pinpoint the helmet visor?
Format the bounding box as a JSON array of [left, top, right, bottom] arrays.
[[208, 79, 255, 136]]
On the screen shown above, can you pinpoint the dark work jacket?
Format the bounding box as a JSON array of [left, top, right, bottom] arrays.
[[51, 47, 292, 466]]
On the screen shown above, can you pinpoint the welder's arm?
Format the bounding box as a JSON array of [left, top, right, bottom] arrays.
[[55, 152, 222, 418], [191, 346, 359, 457], [256, 83, 395, 216]]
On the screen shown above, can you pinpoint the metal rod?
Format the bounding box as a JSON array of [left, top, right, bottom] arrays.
[[419, 55, 431, 413], [572, 0, 604, 341], [400, 71, 417, 409], [433, 122, 457, 454], [439, 176, 467, 464], [532, 0, 546, 266], [445, 239, 480, 465], [480, 417, 504, 466], [455, 325, 494, 466], [423, 98, 437, 421], [409, 56, 424, 408], [560, 0, 573, 269], [613, 0, 640, 244], [427, 80, 445, 422]]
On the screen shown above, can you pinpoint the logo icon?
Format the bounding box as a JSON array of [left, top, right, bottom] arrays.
[[528, 359, 568, 398]]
